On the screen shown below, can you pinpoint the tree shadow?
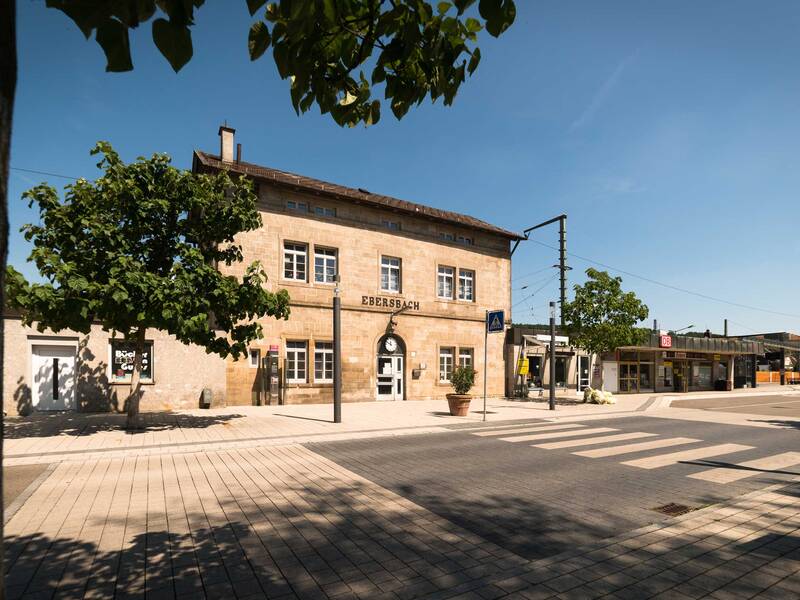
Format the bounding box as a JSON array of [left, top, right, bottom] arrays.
[[748, 419, 800, 430], [4, 411, 246, 439]]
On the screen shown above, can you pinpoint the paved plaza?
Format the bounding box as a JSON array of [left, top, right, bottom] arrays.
[[4, 389, 800, 599]]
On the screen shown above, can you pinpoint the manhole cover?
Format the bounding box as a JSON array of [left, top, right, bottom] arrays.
[[652, 503, 698, 517]]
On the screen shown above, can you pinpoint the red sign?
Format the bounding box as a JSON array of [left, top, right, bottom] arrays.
[[659, 335, 673, 348], [269, 345, 279, 352]]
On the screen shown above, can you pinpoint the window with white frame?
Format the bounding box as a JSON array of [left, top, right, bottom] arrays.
[[314, 341, 334, 383], [457, 235, 473, 246], [459, 347, 473, 369], [286, 341, 307, 383], [249, 348, 261, 368], [314, 247, 337, 284], [440, 232, 455, 241], [380, 256, 401, 292], [283, 242, 307, 281], [458, 269, 474, 301], [314, 206, 336, 217], [382, 219, 400, 231], [439, 347, 455, 382], [286, 200, 308, 212], [437, 266, 454, 299]]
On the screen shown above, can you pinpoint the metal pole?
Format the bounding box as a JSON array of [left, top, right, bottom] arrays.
[[333, 292, 342, 423], [780, 347, 786, 386], [559, 217, 567, 327], [549, 301, 556, 411], [724, 319, 728, 337], [483, 310, 488, 422]]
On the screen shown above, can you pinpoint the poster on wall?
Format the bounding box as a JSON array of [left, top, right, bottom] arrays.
[[111, 340, 154, 382]]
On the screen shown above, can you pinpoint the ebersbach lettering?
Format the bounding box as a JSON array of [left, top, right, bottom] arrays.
[[360, 296, 420, 310]]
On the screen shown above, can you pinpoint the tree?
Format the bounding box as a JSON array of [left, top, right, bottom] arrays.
[[562, 268, 650, 389], [46, 0, 516, 127], [5, 142, 291, 429]]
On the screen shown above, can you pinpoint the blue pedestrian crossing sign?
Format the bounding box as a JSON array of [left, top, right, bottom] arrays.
[[486, 310, 505, 333]]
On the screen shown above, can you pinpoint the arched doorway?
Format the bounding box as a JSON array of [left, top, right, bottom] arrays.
[[376, 334, 405, 401]]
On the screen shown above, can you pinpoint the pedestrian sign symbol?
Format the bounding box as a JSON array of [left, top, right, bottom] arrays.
[[487, 310, 505, 333]]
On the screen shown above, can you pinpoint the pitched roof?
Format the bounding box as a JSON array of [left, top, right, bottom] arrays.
[[193, 151, 523, 240]]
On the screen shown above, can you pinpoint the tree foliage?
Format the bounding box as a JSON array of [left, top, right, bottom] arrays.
[[46, 0, 516, 127], [562, 268, 650, 357], [5, 143, 290, 424]]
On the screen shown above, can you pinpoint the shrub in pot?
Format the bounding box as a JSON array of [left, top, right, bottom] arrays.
[[447, 366, 476, 416]]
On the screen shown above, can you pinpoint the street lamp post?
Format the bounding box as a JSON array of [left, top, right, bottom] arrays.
[[549, 301, 556, 411], [333, 276, 342, 423]]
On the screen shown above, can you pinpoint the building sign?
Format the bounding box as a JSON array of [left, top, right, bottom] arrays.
[[517, 358, 529, 375], [659, 334, 673, 348], [111, 340, 153, 382], [663, 361, 673, 368], [362, 296, 419, 310], [714, 354, 721, 361]]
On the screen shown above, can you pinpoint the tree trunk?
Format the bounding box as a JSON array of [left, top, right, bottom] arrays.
[[125, 327, 146, 430], [1, 0, 18, 594]]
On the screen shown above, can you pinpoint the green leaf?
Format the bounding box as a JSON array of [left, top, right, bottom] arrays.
[[152, 18, 193, 72], [248, 21, 271, 60], [437, 2, 452, 15], [478, 0, 516, 37], [467, 47, 481, 75], [96, 18, 133, 72]]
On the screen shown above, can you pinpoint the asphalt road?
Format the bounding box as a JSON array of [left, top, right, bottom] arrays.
[[309, 414, 800, 561], [672, 392, 800, 418]]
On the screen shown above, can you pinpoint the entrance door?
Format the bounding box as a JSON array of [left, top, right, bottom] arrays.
[[577, 356, 590, 391], [673, 361, 688, 393], [377, 355, 403, 401], [31, 344, 76, 411], [619, 362, 639, 393]]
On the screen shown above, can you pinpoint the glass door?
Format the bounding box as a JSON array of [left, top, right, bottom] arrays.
[[577, 356, 590, 391], [619, 362, 639, 393], [377, 355, 403, 401]]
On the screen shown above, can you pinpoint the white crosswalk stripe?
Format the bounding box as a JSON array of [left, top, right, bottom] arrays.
[[471, 423, 584, 437], [621, 443, 753, 470], [687, 451, 800, 484], [574, 437, 701, 458], [534, 431, 657, 450], [499, 427, 617, 443]]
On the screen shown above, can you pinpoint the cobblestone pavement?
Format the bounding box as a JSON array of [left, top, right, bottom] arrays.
[[4, 396, 800, 599]]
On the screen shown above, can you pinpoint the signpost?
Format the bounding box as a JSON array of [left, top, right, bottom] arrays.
[[484, 310, 505, 421]]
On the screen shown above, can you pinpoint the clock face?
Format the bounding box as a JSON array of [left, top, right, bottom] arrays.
[[384, 337, 398, 352]]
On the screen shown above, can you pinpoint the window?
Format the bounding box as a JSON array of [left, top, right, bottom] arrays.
[[439, 347, 455, 382], [286, 200, 307, 212], [437, 266, 454, 299], [458, 348, 473, 369], [458, 269, 474, 301], [457, 236, 473, 246], [381, 256, 401, 292], [249, 348, 261, 368], [110, 340, 154, 382], [382, 220, 400, 231], [286, 341, 307, 383], [440, 232, 455, 242], [283, 242, 307, 281], [314, 247, 337, 284], [314, 206, 336, 217], [314, 342, 334, 383]]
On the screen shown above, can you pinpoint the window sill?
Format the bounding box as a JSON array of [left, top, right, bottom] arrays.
[[111, 380, 155, 386]]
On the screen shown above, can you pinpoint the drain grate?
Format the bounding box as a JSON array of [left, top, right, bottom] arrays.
[[652, 503, 699, 517]]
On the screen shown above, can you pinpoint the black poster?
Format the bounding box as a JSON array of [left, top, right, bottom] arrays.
[[111, 341, 153, 381]]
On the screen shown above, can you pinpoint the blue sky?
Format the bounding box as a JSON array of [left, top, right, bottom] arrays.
[[9, 1, 800, 335]]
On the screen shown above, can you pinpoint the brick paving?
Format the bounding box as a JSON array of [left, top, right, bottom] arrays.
[[5, 436, 800, 599]]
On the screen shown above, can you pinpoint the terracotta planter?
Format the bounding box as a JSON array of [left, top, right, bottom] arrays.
[[446, 393, 472, 416]]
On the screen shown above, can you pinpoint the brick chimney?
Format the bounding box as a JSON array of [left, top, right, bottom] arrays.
[[218, 125, 235, 163]]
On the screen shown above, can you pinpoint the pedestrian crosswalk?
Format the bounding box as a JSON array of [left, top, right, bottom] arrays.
[[469, 421, 798, 485]]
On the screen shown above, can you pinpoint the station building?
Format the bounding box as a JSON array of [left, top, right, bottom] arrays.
[[193, 126, 519, 406]]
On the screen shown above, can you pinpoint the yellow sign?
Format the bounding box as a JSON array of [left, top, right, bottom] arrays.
[[714, 354, 721, 361], [518, 358, 529, 375], [663, 361, 673, 368]]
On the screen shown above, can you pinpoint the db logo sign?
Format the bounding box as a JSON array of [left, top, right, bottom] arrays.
[[660, 335, 673, 348]]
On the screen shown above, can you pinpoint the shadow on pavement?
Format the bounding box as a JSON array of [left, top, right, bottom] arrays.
[[4, 411, 245, 439]]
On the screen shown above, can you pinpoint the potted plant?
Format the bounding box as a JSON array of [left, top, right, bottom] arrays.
[[447, 366, 476, 416]]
